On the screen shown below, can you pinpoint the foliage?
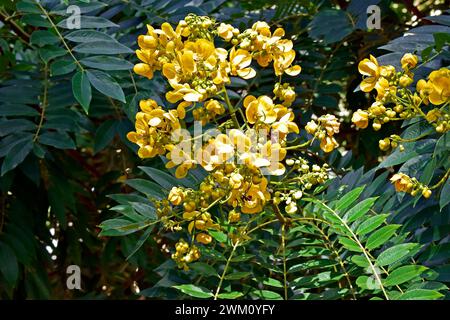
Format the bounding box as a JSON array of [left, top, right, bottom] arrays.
[[0, 0, 449, 300]]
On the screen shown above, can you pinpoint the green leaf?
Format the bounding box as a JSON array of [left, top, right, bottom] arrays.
[[339, 237, 362, 252], [39, 46, 67, 63], [209, 230, 227, 243], [126, 227, 153, 260], [0, 242, 19, 287], [189, 262, 218, 277], [57, 16, 118, 29], [72, 71, 91, 113], [251, 290, 282, 300], [433, 32, 450, 51], [366, 225, 400, 250], [30, 30, 59, 47], [125, 179, 166, 200], [99, 218, 152, 236], [50, 59, 76, 76], [225, 272, 252, 280], [376, 243, 420, 267], [1, 139, 33, 176], [0, 104, 39, 117], [335, 186, 365, 212], [73, 41, 133, 55], [173, 284, 213, 298], [398, 289, 444, 300], [356, 214, 388, 236], [65, 30, 115, 43], [86, 70, 125, 102], [94, 120, 116, 153], [439, 177, 450, 210], [344, 197, 378, 223], [217, 292, 243, 299], [139, 166, 181, 190], [308, 9, 354, 44], [38, 131, 76, 149], [262, 278, 284, 288], [384, 265, 427, 287], [80, 56, 134, 71]]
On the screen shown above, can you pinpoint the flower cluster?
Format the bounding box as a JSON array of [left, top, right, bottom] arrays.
[[128, 15, 338, 269], [305, 115, 340, 153], [352, 54, 449, 135], [352, 53, 449, 200], [171, 239, 201, 270], [390, 173, 431, 198]]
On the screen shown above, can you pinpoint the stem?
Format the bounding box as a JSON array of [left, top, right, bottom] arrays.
[[222, 88, 240, 128], [213, 239, 239, 300], [430, 169, 450, 190], [281, 224, 288, 300], [35, 1, 84, 71], [285, 139, 313, 150], [34, 63, 49, 142]]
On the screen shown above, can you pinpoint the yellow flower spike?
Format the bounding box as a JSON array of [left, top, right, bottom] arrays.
[[401, 53, 418, 70], [133, 63, 153, 79], [352, 109, 369, 129], [196, 233, 212, 245], [180, 50, 196, 74]]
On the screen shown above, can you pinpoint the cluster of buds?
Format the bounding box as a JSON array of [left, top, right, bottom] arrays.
[[273, 83, 296, 107], [192, 99, 226, 125], [390, 173, 432, 198], [305, 115, 340, 153], [172, 239, 201, 270]]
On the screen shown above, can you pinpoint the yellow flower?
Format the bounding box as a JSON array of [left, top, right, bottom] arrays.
[[204, 99, 225, 117], [416, 79, 433, 105], [352, 109, 369, 129], [165, 144, 196, 178], [320, 136, 338, 153], [273, 49, 301, 76], [168, 187, 185, 205], [244, 95, 278, 124], [320, 114, 340, 136], [229, 172, 244, 189], [217, 23, 237, 41], [238, 178, 271, 214], [196, 233, 212, 245], [401, 53, 418, 70], [273, 83, 296, 106], [358, 55, 380, 92], [425, 108, 442, 122], [271, 111, 299, 139], [428, 68, 450, 105], [229, 47, 256, 79], [390, 173, 413, 193], [305, 120, 318, 135]]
